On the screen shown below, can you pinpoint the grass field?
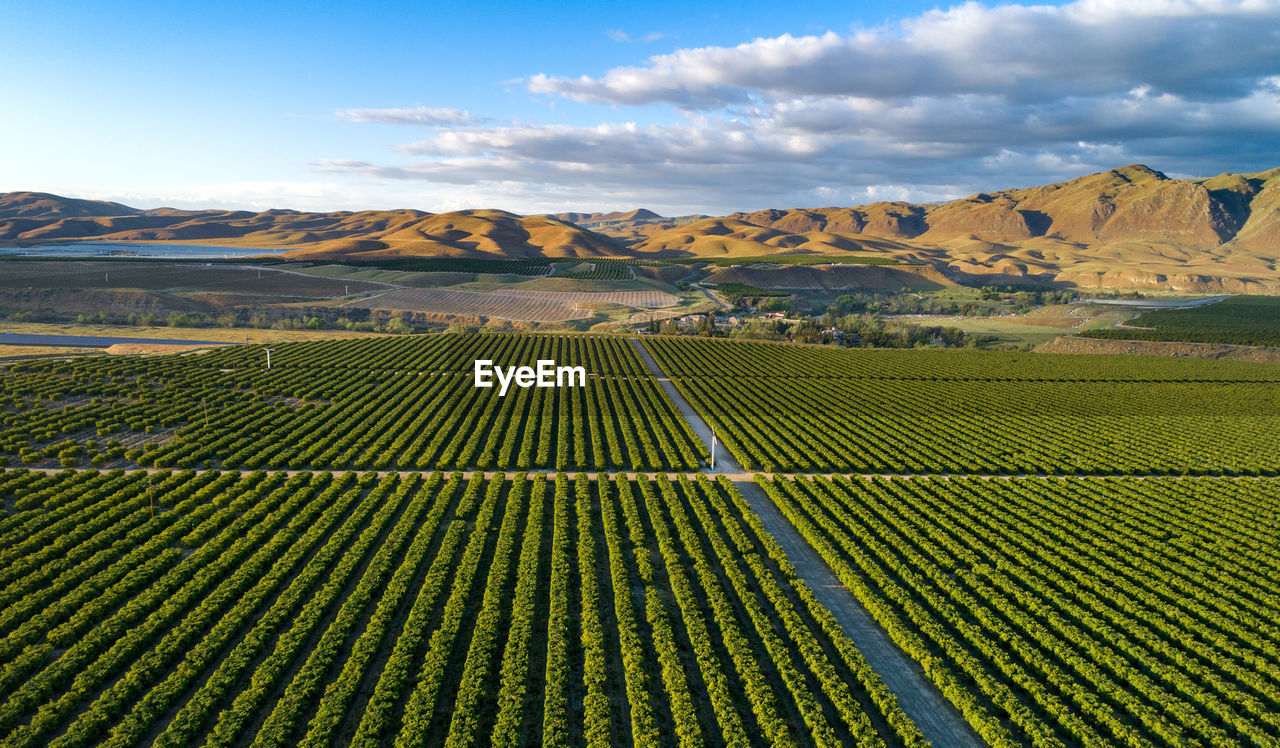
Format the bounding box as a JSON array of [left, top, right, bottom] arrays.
[[0, 260, 388, 298], [0, 345, 100, 360], [882, 314, 1077, 346]]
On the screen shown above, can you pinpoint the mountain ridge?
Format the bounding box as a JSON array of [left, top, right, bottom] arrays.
[[4, 164, 1280, 290]]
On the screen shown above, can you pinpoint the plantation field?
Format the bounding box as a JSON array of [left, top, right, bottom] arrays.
[[6, 331, 1280, 747], [643, 336, 1280, 380], [0, 261, 388, 298], [342, 257, 555, 275], [1, 335, 707, 471], [0, 468, 922, 747], [760, 474, 1280, 746], [0, 322, 389, 346], [1080, 295, 1280, 347], [645, 337, 1280, 475], [550, 258, 642, 279], [335, 257, 651, 280], [351, 288, 680, 322], [673, 254, 904, 267]]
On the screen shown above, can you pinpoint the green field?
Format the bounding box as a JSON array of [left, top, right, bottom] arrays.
[[3, 332, 1280, 746], [337, 256, 652, 280], [2, 336, 706, 472], [0, 468, 928, 746], [882, 315, 1072, 347], [644, 336, 1280, 475], [0, 260, 386, 297], [1080, 295, 1280, 347], [673, 254, 906, 267], [761, 474, 1280, 746]]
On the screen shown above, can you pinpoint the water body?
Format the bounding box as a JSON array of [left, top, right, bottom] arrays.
[[0, 332, 232, 348], [0, 242, 286, 259], [1082, 295, 1231, 309]]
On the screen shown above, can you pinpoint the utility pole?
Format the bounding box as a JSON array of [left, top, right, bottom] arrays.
[[711, 425, 716, 471], [203, 398, 209, 429], [264, 348, 274, 369]]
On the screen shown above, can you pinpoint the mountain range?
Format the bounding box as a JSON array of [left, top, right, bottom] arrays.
[[4, 164, 1280, 291]]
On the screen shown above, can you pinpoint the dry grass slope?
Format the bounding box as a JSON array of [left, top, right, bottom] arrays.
[[6, 163, 1280, 291]]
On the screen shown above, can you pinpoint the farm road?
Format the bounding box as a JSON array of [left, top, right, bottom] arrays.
[[628, 336, 982, 748], [628, 337, 742, 474], [738, 485, 983, 747]]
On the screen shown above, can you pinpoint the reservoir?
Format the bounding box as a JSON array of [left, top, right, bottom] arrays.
[[0, 242, 286, 259], [0, 332, 232, 348]]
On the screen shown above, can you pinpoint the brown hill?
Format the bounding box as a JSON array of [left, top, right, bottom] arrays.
[[545, 209, 710, 245], [0, 200, 620, 260], [5, 164, 1280, 290], [0, 192, 141, 219], [549, 208, 660, 224], [628, 165, 1280, 291]]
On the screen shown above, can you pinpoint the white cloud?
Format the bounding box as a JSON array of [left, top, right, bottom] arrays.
[[321, 0, 1280, 213], [57, 181, 408, 212], [605, 29, 666, 43], [334, 106, 487, 127], [531, 1, 1280, 107]]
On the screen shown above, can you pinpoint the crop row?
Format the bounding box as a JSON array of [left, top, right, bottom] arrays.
[[644, 335, 1280, 381], [666, 373, 1280, 475], [1080, 296, 1280, 348], [1, 345, 706, 472], [0, 468, 922, 746], [760, 474, 1280, 746], [103, 333, 646, 376]]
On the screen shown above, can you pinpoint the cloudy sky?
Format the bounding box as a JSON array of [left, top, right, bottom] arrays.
[[4, 0, 1279, 215]]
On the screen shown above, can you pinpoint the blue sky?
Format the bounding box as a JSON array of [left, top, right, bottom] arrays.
[[4, 0, 1280, 215]]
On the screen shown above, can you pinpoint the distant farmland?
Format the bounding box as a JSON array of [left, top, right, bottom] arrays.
[[351, 287, 680, 321], [0, 260, 389, 298], [1080, 295, 1280, 347]]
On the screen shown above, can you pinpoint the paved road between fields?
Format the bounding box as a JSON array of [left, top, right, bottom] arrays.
[[628, 337, 982, 748], [628, 337, 742, 474]]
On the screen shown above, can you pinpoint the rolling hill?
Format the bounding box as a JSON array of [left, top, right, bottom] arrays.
[[0, 194, 617, 260], [5, 163, 1280, 290]]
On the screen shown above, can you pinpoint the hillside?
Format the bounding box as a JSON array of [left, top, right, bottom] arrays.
[[0, 199, 619, 260], [623, 165, 1280, 291], [5, 164, 1280, 290]]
